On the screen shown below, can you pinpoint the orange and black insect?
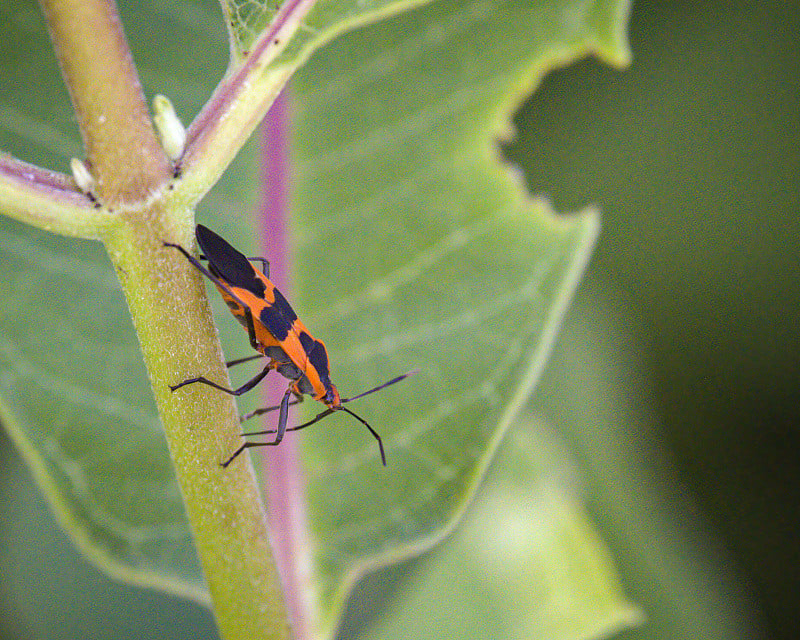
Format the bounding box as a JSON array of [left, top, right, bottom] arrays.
[[164, 225, 412, 467]]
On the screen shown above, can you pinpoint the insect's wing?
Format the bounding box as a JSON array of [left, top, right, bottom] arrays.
[[195, 225, 311, 374], [256, 292, 314, 373], [195, 225, 266, 298]]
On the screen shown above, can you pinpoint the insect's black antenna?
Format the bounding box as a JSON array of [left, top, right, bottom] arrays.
[[242, 371, 417, 420], [286, 408, 335, 433], [227, 405, 386, 466], [336, 406, 386, 466], [341, 369, 418, 403], [223, 371, 416, 466], [240, 408, 334, 437]]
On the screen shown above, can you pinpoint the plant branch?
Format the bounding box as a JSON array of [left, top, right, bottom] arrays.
[[39, 0, 171, 204], [0, 155, 111, 238], [178, 0, 317, 204], [36, 2, 294, 637]]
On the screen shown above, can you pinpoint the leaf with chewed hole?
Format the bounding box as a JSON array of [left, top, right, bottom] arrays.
[[272, 0, 632, 633], [0, 0, 634, 637]]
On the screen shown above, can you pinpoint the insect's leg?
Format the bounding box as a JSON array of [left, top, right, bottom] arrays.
[[222, 441, 275, 468], [221, 442, 249, 467], [226, 354, 263, 368], [240, 395, 302, 422], [165, 242, 258, 348], [170, 364, 271, 396], [165, 244, 220, 284], [221, 387, 294, 467], [247, 257, 269, 278], [271, 387, 296, 446]]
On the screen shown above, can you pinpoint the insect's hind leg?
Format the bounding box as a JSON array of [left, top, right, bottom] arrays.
[[221, 385, 298, 467], [164, 241, 261, 350], [226, 354, 263, 368], [248, 257, 269, 278]]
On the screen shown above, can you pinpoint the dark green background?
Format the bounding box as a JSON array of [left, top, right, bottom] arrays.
[[2, 1, 797, 639], [507, 3, 799, 639]]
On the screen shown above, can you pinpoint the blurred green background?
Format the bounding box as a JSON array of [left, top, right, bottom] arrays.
[[2, 1, 798, 639], [507, 2, 800, 639]]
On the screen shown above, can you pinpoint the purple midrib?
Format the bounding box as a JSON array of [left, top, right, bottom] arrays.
[[258, 89, 314, 636]]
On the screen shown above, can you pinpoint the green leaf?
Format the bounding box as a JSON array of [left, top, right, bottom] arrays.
[[348, 424, 642, 640], [223, 0, 435, 60], [1, 0, 633, 638], [289, 0, 629, 631], [0, 220, 205, 598], [530, 295, 763, 639]]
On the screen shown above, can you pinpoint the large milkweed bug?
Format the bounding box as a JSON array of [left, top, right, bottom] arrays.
[[164, 225, 413, 467]]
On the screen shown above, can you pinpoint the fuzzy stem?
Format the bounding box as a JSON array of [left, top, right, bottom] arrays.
[[0, 156, 111, 239], [103, 213, 291, 640], [37, 1, 293, 637]]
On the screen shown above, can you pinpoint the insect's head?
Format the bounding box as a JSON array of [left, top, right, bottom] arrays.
[[322, 378, 341, 408]]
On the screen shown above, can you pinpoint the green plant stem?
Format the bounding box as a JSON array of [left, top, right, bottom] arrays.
[[35, 2, 292, 637], [179, 0, 317, 204], [103, 212, 291, 640], [38, 0, 171, 203]]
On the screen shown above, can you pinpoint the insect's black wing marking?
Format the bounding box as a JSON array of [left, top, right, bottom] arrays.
[[196, 224, 266, 297], [306, 338, 331, 381], [258, 287, 298, 341], [299, 333, 334, 397], [298, 332, 330, 377], [297, 331, 315, 356]]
